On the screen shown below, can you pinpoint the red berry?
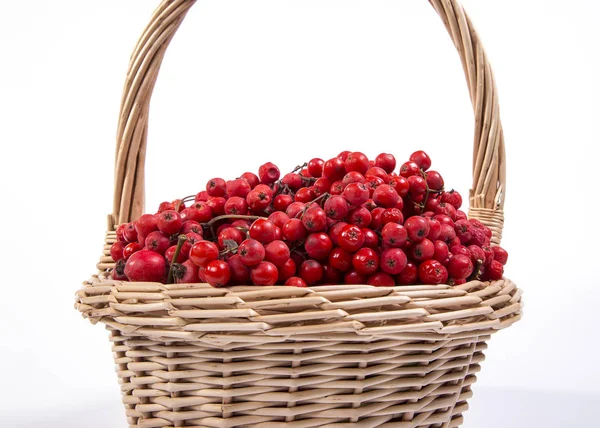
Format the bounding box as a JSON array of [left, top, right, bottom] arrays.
[[381, 248, 408, 275], [343, 182, 370, 206], [123, 222, 138, 243], [323, 157, 346, 181], [194, 192, 209, 202], [145, 231, 171, 255], [408, 175, 427, 196], [157, 210, 182, 236], [486, 260, 504, 280], [329, 180, 345, 195], [468, 245, 486, 265], [295, 187, 316, 203], [135, 214, 159, 237], [347, 206, 372, 227], [273, 194, 293, 212], [409, 150, 432, 171], [342, 171, 366, 187], [228, 254, 251, 284], [375, 153, 397, 174], [441, 190, 463, 210], [344, 152, 370, 174], [396, 261, 418, 285], [425, 171, 444, 191], [381, 222, 408, 248], [165, 245, 187, 264], [362, 228, 379, 248], [299, 260, 324, 285], [241, 172, 260, 189], [305, 232, 333, 260], [250, 261, 279, 285], [450, 244, 471, 258], [206, 177, 227, 197], [328, 247, 353, 272], [389, 175, 410, 197], [124, 250, 167, 283], [365, 176, 386, 196], [492, 246, 509, 265], [181, 220, 203, 236], [411, 238, 435, 262], [258, 162, 280, 185], [246, 184, 274, 212], [338, 224, 365, 252], [184, 202, 213, 223], [238, 239, 266, 267], [367, 272, 395, 287], [365, 166, 389, 182], [447, 254, 474, 280], [454, 219, 473, 244], [110, 241, 125, 262], [157, 201, 175, 213], [189, 240, 219, 267], [328, 221, 348, 246], [434, 203, 457, 220], [381, 208, 404, 225], [338, 150, 352, 161], [277, 257, 297, 283], [268, 211, 290, 229], [323, 195, 349, 220], [322, 264, 342, 284], [418, 259, 448, 284], [282, 218, 308, 242], [405, 216, 430, 242], [427, 218, 441, 241], [433, 240, 449, 263], [217, 227, 244, 250], [264, 240, 290, 267], [314, 177, 332, 195], [224, 196, 248, 215], [174, 259, 199, 284], [206, 197, 226, 216], [307, 158, 325, 177], [372, 184, 401, 208], [116, 224, 127, 243], [345, 270, 367, 285], [180, 232, 203, 256], [123, 242, 143, 260], [369, 207, 385, 230], [302, 206, 328, 232], [204, 260, 232, 287], [284, 276, 307, 287], [352, 247, 379, 275], [249, 218, 278, 244], [438, 223, 457, 245], [400, 161, 420, 178], [286, 201, 305, 219], [226, 178, 251, 198]]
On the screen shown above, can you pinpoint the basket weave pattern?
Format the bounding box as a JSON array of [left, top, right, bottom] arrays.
[[79, 269, 520, 427], [76, 0, 522, 426]]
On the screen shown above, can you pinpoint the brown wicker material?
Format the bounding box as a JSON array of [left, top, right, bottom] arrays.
[[76, 0, 522, 426]]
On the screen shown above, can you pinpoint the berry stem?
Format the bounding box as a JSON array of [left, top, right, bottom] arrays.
[[292, 162, 308, 173], [167, 234, 187, 284]]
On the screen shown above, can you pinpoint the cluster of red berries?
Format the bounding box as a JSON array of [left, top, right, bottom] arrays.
[[109, 150, 508, 287]]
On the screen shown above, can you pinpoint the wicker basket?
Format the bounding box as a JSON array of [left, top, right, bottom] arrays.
[[76, 1, 523, 426]]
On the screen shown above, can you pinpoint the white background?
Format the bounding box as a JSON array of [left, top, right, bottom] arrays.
[[1, 0, 599, 426]]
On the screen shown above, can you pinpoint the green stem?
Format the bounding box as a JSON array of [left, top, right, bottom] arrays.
[[167, 234, 187, 284]]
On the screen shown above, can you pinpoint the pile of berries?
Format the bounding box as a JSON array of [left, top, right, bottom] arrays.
[[109, 150, 508, 287]]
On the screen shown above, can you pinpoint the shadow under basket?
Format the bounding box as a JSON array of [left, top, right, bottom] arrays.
[[76, 0, 523, 426]]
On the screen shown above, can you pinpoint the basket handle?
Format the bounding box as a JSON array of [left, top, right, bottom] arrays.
[[111, 0, 506, 244]]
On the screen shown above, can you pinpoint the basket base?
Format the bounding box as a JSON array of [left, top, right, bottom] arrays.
[[108, 328, 488, 427]]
